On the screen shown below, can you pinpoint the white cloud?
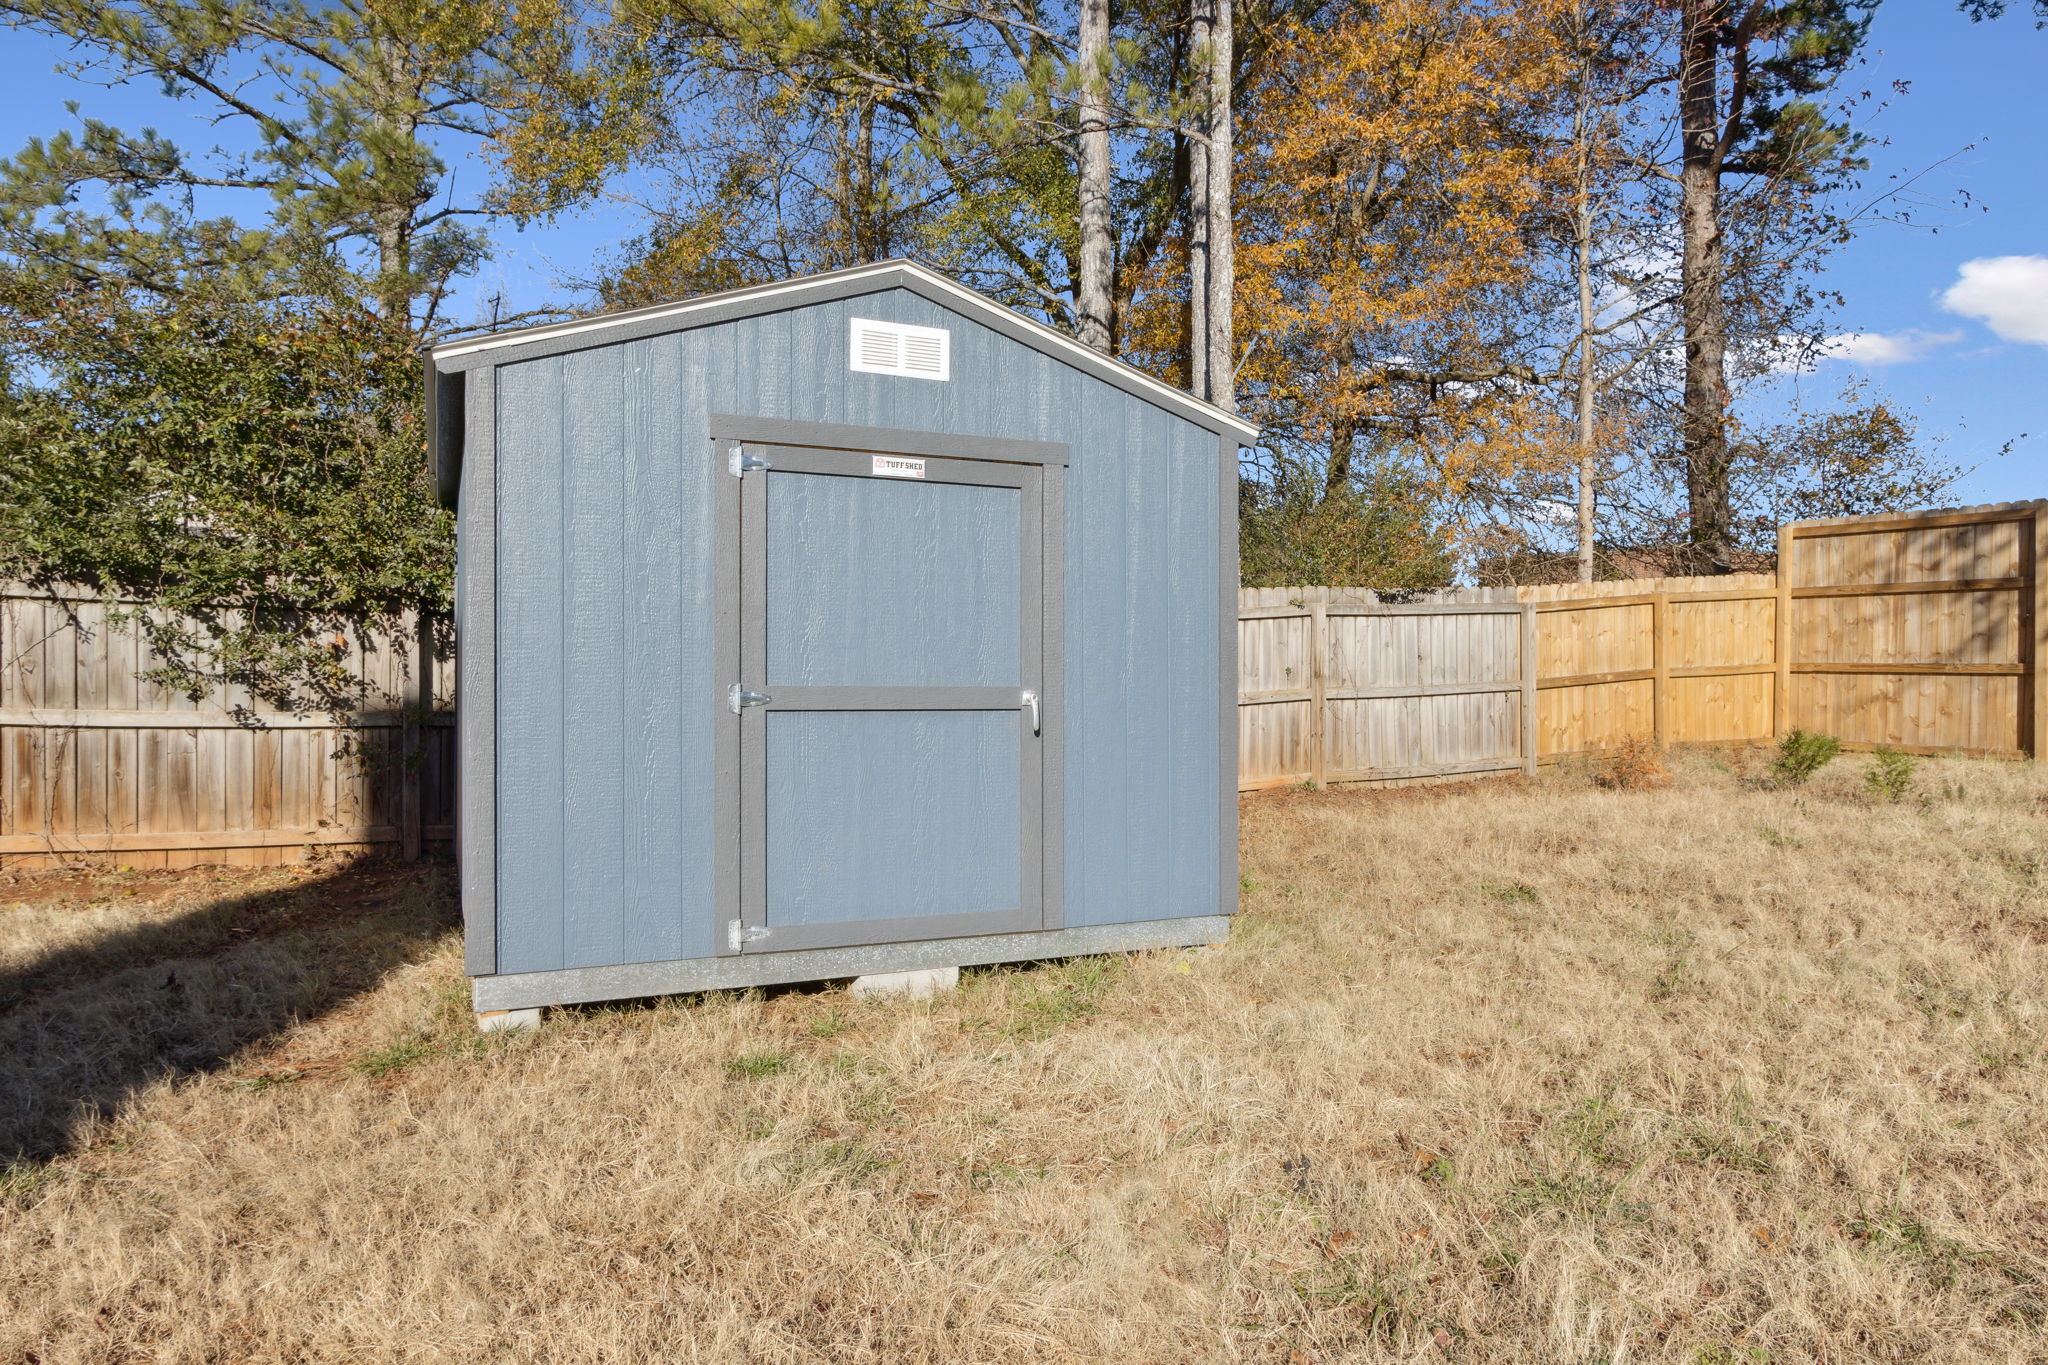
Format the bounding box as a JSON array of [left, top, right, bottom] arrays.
[[1941, 255, 2048, 346], [1821, 329, 1962, 366]]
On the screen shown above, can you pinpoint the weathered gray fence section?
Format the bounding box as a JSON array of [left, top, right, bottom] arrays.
[[0, 590, 454, 868], [1239, 586, 1535, 790]]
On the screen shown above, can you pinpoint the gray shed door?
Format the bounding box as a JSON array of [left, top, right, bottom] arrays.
[[737, 445, 1047, 952]]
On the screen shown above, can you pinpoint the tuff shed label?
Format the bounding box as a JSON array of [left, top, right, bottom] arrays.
[[872, 456, 926, 479]]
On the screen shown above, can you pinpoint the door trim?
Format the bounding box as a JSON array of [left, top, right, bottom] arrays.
[[708, 413, 1069, 467], [741, 447, 1042, 952], [710, 420, 1066, 959]]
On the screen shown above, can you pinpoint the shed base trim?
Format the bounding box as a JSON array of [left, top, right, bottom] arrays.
[[470, 916, 1233, 1012]]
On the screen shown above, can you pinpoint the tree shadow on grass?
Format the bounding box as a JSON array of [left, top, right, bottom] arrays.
[[0, 859, 458, 1165]]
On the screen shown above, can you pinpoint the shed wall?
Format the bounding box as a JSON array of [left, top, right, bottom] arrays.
[[484, 288, 1223, 976]]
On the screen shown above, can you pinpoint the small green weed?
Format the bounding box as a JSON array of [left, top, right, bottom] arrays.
[[807, 1011, 848, 1039], [965, 1159, 1049, 1189], [726, 1050, 794, 1080], [354, 1034, 443, 1079], [1755, 823, 1795, 848], [1902, 972, 1971, 1023], [1560, 1095, 1626, 1165], [1865, 746, 1917, 802], [1997, 851, 2040, 886], [229, 1069, 305, 1092], [847, 1082, 898, 1123], [1651, 954, 1698, 1001], [1772, 728, 1841, 785], [0, 1158, 61, 1206], [1507, 1168, 1645, 1221], [1004, 956, 1124, 1039], [1480, 879, 1540, 905], [1677, 1127, 1774, 1175], [1840, 1202, 1999, 1289], [1694, 1347, 1770, 1365], [787, 1138, 892, 1184], [1288, 1259, 1412, 1344]]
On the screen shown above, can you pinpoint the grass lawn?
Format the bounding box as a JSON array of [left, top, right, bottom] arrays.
[[3, 749, 2045, 1363]]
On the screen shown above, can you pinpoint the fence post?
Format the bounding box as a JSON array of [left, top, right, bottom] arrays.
[[1519, 601, 1538, 775], [2032, 505, 2047, 759], [400, 606, 429, 862], [1651, 592, 1668, 749], [1308, 599, 1328, 788], [1775, 522, 1794, 740]]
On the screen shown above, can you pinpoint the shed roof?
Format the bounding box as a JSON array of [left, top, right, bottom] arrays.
[[427, 258, 1258, 442]]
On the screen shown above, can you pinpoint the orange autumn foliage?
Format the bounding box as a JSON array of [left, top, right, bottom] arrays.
[[1219, 0, 1581, 514]]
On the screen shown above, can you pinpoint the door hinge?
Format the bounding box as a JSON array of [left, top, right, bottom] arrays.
[[728, 446, 772, 477], [728, 683, 772, 713], [728, 920, 771, 951]]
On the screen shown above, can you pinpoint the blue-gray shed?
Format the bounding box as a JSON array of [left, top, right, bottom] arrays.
[[426, 260, 1254, 1017]]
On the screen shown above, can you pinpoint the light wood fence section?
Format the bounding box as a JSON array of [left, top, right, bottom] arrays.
[[1780, 503, 2047, 758], [1241, 501, 2046, 789], [0, 592, 454, 868]]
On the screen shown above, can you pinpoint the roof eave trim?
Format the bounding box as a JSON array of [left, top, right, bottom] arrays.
[[427, 260, 1259, 441]]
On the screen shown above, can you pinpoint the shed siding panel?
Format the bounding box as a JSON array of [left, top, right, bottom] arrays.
[[494, 360, 569, 974], [619, 331, 713, 965], [559, 347, 630, 969]]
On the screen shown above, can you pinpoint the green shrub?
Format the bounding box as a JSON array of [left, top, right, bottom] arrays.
[[1772, 728, 1841, 785], [1865, 746, 1917, 802]]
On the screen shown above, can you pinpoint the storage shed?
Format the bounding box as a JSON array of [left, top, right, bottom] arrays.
[[426, 260, 1254, 1021]]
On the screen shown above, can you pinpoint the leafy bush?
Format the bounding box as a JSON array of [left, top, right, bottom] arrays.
[[1772, 729, 1841, 785], [1865, 746, 1917, 803], [0, 280, 450, 709]]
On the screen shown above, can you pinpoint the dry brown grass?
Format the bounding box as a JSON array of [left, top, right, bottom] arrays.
[[3, 752, 2047, 1363]]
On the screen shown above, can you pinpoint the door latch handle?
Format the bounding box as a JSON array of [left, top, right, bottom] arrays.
[[1021, 689, 1040, 735], [728, 683, 772, 713]]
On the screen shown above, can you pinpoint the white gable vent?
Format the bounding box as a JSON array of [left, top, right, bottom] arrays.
[[849, 317, 950, 381]]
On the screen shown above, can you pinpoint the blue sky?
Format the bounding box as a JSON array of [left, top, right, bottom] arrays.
[[0, 2, 2040, 504], [1765, 3, 2046, 503]]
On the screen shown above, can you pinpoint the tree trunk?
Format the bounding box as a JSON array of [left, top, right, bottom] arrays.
[[369, 30, 412, 327], [1076, 0, 1114, 352], [856, 99, 878, 259], [1204, 0, 1235, 411], [1572, 22, 1598, 584], [1325, 412, 1355, 499], [1679, 0, 1734, 573]]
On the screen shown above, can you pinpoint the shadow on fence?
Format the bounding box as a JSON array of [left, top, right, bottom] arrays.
[[0, 859, 457, 1164]]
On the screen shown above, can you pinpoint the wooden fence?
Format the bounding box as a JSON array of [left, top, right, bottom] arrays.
[[3, 500, 2038, 856], [0, 593, 454, 868], [1241, 500, 2047, 790], [1779, 504, 2046, 758]]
